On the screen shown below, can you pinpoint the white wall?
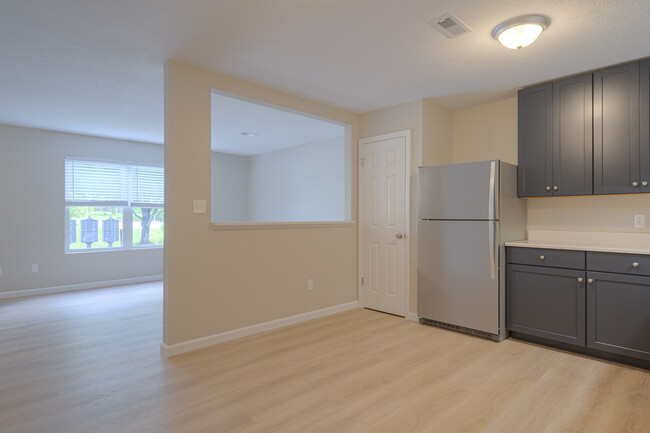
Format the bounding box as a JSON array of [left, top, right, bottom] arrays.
[[0, 124, 164, 294], [211, 152, 249, 222], [247, 136, 346, 222]]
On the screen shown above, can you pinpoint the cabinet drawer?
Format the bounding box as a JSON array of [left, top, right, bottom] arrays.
[[507, 247, 585, 269], [587, 252, 650, 276]]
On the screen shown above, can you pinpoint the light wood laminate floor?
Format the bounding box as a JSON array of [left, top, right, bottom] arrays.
[[1, 282, 648, 433]]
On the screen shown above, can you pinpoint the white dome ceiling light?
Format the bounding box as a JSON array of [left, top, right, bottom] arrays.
[[491, 15, 550, 50]]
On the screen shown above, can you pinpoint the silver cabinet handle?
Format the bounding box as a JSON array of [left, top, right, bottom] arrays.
[[577, 277, 583, 283], [633, 262, 639, 268], [546, 186, 551, 191], [632, 181, 639, 187], [539, 255, 545, 260], [642, 181, 648, 187], [395, 233, 404, 239], [553, 186, 559, 191], [588, 278, 594, 284]]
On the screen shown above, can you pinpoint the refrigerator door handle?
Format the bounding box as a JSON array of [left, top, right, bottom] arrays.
[[488, 160, 495, 220], [489, 222, 496, 280]]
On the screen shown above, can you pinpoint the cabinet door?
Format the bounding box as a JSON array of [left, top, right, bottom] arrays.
[[507, 264, 585, 346], [552, 74, 593, 196], [594, 63, 641, 194], [587, 272, 650, 361], [518, 84, 552, 197], [641, 59, 650, 191]]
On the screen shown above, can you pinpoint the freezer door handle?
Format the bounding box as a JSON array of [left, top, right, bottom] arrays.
[[489, 223, 496, 280], [488, 160, 495, 220]]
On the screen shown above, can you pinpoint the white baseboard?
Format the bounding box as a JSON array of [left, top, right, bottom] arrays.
[[0, 275, 163, 300], [161, 301, 359, 357], [405, 312, 419, 322]]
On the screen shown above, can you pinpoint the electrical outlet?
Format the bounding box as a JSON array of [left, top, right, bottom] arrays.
[[634, 214, 645, 228], [193, 200, 207, 214], [32, 264, 39, 273], [307, 279, 314, 291]]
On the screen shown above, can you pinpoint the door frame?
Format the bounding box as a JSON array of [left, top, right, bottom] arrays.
[[358, 130, 411, 316]]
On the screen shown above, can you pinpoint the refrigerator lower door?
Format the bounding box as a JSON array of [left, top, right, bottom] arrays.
[[417, 220, 500, 335]]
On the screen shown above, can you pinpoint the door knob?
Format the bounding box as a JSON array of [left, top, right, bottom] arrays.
[[642, 181, 648, 187], [545, 186, 551, 191], [553, 186, 559, 191], [633, 262, 639, 268], [588, 279, 594, 284], [577, 277, 583, 283], [395, 233, 404, 239], [539, 255, 545, 260], [632, 181, 639, 187]]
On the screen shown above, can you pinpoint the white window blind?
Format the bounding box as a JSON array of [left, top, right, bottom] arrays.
[[65, 159, 129, 205], [131, 165, 164, 207], [65, 158, 163, 206]]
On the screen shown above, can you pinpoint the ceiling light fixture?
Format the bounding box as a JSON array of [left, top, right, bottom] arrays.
[[240, 132, 258, 137], [491, 15, 550, 49]]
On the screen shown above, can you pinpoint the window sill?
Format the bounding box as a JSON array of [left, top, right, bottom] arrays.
[[65, 245, 163, 254], [209, 221, 356, 231]]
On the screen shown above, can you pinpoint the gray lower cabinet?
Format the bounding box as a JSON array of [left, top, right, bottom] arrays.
[[507, 264, 585, 345], [586, 272, 650, 361], [506, 247, 650, 367]]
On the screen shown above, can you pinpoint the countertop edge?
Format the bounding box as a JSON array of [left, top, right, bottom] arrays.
[[505, 240, 650, 255]]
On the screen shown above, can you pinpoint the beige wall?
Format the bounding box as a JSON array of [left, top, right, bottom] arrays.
[[0, 124, 163, 294], [452, 97, 517, 165], [527, 195, 650, 233], [164, 61, 359, 345], [359, 99, 452, 313], [423, 98, 453, 166], [451, 97, 650, 234]]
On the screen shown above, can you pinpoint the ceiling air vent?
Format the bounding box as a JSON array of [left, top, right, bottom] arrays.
[[428, 13, 472, 38]]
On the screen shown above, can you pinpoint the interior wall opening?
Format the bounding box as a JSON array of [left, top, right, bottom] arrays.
[[210, 90, 351, 223]]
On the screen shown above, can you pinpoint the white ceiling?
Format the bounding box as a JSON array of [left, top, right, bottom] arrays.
[[211, 93, 344, 156], [1, 1, 649, 145]]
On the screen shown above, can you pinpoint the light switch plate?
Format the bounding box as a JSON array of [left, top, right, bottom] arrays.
[[193, 200, 207, 214], [0, 267, 3, 276], [634, 214, 645, 228], [32, 264, 39, 273]]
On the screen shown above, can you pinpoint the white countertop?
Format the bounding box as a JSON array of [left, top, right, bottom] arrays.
[[505, 230, 650, 255]]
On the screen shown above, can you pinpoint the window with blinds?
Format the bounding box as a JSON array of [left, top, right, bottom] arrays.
[[64, 158, 164, 252]]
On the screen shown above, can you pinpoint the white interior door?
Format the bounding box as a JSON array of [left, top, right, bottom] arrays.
[[360, 132, 408, 316]]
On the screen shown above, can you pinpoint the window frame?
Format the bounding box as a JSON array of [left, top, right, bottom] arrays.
[[64, 157, 164, 254]]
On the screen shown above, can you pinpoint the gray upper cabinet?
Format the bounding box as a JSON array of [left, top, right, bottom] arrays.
[[518, 58, 650, 198], [518, 74, 593, 197], [594, 62, 642, 194], [518, 84, 552, 197], [641, 60, 650, 191], [553, 74, 593, 196]]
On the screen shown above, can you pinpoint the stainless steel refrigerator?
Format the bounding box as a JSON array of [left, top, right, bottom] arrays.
[[417, 160, 526, 341]]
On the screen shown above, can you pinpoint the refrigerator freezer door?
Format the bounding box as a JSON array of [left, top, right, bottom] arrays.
[[418, 160, 499, 220], [417, 220, 500, 335]]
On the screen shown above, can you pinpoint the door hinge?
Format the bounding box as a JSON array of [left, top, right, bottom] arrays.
[[361, 276, 364, 285], [360, 157, 365, 167]]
